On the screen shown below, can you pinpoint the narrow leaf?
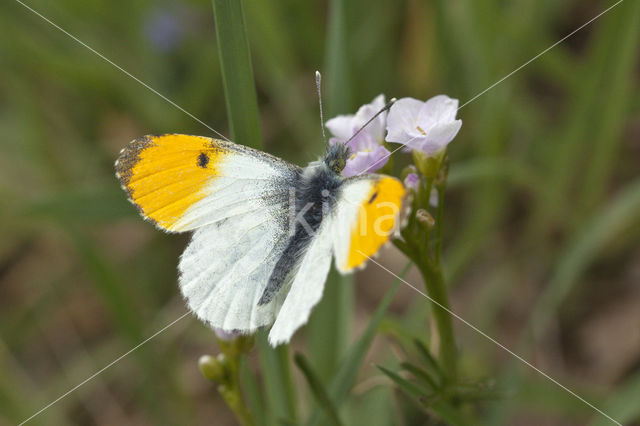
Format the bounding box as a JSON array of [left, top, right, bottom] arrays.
[[413, 339, 443, 383], [212, 0, 262, 148], [308, 262, 411, 426], [377, 365, 429, 399], [400, 362, 438, 391], [295, 353, 344, 426]]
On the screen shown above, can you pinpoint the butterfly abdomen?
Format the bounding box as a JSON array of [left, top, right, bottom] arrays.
[[259, 163, 342, 305]]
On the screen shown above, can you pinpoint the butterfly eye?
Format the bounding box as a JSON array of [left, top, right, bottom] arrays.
[[330, 157, 345, 174]]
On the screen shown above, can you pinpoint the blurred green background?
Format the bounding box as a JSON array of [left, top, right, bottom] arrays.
[[1, 0, 639, 424]]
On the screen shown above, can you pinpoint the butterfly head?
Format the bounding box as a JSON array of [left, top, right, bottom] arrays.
[[324, 143, 350, 175]]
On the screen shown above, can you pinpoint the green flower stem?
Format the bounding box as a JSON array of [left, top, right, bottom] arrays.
[[218, 381, 254, 426], [416, 178, 433, 250], [200, 350, 255, 426], [434, 186, 445, 265], [401, 168, 457, 384], [417, 261, 457, 383]]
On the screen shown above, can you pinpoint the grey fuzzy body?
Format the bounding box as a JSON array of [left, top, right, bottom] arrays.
[[258, 145, 349, 305]]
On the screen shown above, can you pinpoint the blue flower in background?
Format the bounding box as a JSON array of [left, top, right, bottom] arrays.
[[144, 5, 187, 52]]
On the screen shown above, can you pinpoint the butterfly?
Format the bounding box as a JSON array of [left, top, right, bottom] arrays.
[[115, 134, 406, 346]]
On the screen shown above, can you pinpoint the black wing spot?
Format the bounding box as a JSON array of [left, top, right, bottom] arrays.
[[197, 152, 209, 168], [368, 191, 379, 204]]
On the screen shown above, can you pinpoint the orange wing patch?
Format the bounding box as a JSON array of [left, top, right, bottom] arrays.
[[346, 177, 406, 269], [115, 134, 227, 231]]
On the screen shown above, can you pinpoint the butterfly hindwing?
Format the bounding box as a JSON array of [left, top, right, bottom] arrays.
[[179, 209, 292, 332], [331, 175, 406, 273], [268, 219, 334, 346], [267, 174, 406, 345]]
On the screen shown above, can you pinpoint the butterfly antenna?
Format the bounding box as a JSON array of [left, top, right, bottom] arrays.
[[315, 71, 328, 149], [344, 97, 396, 146]]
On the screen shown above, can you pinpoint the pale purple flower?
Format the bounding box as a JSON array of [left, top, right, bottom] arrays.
[[214, 328, 239, 341], [341, 146, 390, 177], [403, 173, 438, 206], [386, 95, 462, 155], [326, 95, 391, 177], [404, 173, 419, 191], [429, 188, 438, 207]]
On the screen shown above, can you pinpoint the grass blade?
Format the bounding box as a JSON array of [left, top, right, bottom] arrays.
[[239, 358, 266, 426], [589, 371, 640, 426], [532, 177, 640, 337], [295, 353, 344, 426], [308, 262, 411, 425], [256, 334, 297, 424], [413, 339, 442, 382], [212, 0, 262, 148], [399, 362, 438, 391], [377, 365, 429, 399], [212, 2, 297, 422], [577, 0, 640, 214], [307, 0, 353, 380]]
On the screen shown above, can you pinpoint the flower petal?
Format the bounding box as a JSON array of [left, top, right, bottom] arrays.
[[404, 173, 419, 190], [416, 95, 459, 132], [342, 145, 390, 177], [353, 94, 386, 142], [386, 97, 424, 143], [326, 114, 356, 141], [415, 119, 462, 155], [346, 130, 379, 153]]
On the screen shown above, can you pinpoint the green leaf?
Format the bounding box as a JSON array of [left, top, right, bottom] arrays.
[[379, 364, 468, 425], [307, 0, 354, 380], [577, 0, 640, 213], [447, 157, 547, 202], [212, 0, 262, 148], [377, 365, 430, 399], [532, 177, 640, 337], [294, 353, 344, 426], [256, 334, 297, 424], [589, 371, 640, 426], [308, 262, 411, 426], [399, 362, 438, 392], [211, 3, 297, 424], [19, 184, 133, 225], [239, 358, 267, 426], [413, 339, 443, 384]]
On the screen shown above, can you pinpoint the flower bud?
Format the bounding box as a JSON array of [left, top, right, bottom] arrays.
[[403, 173, 420, 192], [416, 209, 435, 229], [401, 165, 418, 181], [412, 150, 445, 179], [199, 354, 229, 384]]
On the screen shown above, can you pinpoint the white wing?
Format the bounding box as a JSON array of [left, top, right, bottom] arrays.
[[268, 218, 334, 346], [179, 206, 292, 331], [115, 134, 299, 233], [116, 135, 302, 332]]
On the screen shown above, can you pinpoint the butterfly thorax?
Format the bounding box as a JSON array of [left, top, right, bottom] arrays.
[[324, 143, 350, 175]]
